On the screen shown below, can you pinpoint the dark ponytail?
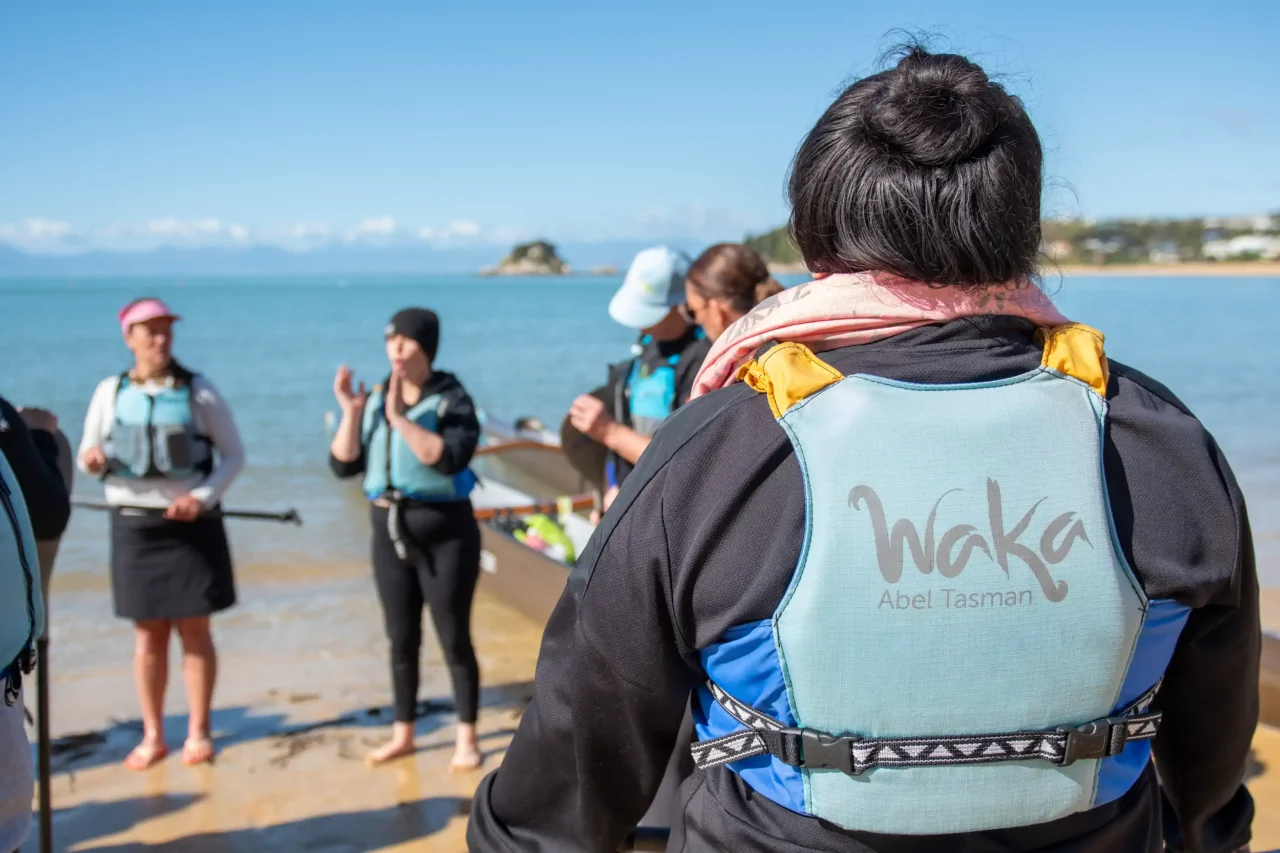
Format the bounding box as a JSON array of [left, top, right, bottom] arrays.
[[688, 243, 783, 313]]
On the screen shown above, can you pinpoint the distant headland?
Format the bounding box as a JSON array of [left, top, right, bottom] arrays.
[[480, 240, 570, 276]]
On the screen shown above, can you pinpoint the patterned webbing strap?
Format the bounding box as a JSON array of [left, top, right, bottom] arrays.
[[690, 681, 1162, 776]]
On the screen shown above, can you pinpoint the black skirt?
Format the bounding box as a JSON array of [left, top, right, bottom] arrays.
[[110, 510, 236, 621]]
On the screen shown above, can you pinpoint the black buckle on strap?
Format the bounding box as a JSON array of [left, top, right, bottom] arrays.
[[1057, 716, 1129, 766], [773, 728, 858, 774]]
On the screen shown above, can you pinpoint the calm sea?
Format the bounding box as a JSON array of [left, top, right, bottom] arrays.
[[1, 274, 1277, 585]]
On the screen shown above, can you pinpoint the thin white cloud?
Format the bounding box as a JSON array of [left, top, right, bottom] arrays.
[[415, 218, 496, 244], [283, 221, 331, 239], [4, 211, 724, 254], [447, 219, 481, 238], [0, 218, 76, 248], [144, 217, 225, 239], [346, 216, 398, 241]]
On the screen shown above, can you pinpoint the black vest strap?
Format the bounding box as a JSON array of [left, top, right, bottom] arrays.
[[691, 680, 1162, 776]]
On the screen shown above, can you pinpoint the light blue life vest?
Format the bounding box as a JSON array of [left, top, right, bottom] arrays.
[[105, 368, 213, 480], [361, 387, 477, 502], [688, 326, 1188, 834], [0, 444, 43, 706], [624, 329, 706, 438], [626, 343, 681, 438]]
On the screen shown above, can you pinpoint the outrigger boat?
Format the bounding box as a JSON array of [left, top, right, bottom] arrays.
[[469, 413, 597, 625]]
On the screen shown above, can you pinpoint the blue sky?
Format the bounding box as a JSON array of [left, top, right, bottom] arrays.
[[1, 0, 1276, 254]]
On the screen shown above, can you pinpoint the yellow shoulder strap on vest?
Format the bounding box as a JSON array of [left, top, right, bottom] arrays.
[[1039, 323, 1110, 397], [738, 342, 844, 418]]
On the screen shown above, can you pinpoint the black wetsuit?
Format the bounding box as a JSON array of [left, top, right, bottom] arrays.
[[330, 371, 483, 724], [468, 318, 1258, 853]]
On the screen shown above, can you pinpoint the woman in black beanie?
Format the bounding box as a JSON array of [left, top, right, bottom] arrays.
[[328, 307, 485, 770]]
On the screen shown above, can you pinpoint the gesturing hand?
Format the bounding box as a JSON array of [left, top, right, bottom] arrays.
[[333, 365, 369, 413], [385, 373, 407, 426]]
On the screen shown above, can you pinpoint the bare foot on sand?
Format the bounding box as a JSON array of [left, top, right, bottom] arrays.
[[124, 738, 168, 771], [182, 735, 216, 766], [448, 723, 482, 773], [448, 746, 483, 773], [367, 721, 416, 766]]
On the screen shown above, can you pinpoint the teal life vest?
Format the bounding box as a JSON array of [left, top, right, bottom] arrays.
[[104, 365, 213, 480], [361, 386, 477, 502], [625, 328, 706, 438], [688, 326, 1183, 834], [0, 443, 43, 706]]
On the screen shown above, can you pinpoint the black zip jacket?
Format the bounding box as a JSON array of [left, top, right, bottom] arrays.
[[467, 318, 1257, 853], [0, 396, 71, 541]]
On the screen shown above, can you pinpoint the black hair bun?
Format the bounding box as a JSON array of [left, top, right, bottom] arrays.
[[860, 48, 1004, 168]]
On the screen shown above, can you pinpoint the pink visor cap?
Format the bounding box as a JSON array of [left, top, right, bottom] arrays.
[[118, 298, 181, 336]]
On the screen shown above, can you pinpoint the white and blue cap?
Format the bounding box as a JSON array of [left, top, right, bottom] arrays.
[[607, 246, 692, 330]]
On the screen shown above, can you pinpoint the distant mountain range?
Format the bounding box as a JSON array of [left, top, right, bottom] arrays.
[[0, 239, 710, 278]]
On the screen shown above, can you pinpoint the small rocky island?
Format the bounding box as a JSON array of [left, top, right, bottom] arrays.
[[480, 240, 571, 276]]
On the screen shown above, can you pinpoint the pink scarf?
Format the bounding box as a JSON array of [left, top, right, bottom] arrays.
[[690, 272, 1070, 399]]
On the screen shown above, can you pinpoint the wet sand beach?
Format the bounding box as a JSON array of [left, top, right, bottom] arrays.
[[23, 562, 542, 852], [22, 561, 1280, 851]]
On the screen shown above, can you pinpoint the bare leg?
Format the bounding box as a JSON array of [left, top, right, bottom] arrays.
[[175, 616, 217, 764], [125, 619, 171, 770]]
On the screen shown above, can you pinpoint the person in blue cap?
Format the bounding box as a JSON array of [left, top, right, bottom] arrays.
[[567, 246, 710, 508]]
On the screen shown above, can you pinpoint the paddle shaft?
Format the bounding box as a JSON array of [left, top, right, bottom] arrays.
[[36, 636, 51, 853], [70, 498, 302, 526]]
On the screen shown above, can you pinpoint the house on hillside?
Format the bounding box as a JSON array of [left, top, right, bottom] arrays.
[[1203, 234, 1280, 260], [1148, 241, 1181, 264]]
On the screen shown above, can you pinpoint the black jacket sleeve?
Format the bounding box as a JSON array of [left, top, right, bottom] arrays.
[[0, 397, 71, 541], [433, 386, 480, 476], [328, 453, 365, 479], [328, 414, 367, 479], [468, 460, 699, 852], [1099, 364, 1258, 853], [1154, 442, 1258, 853]]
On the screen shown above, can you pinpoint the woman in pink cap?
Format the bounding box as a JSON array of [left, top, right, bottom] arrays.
[[76, 296, 245, 770]]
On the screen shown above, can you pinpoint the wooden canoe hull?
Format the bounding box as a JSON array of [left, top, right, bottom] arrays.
[[472, 416, 584, 626], [478, 524, 570, 627]]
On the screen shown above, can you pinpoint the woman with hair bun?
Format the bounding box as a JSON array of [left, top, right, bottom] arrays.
[[469, 46, 1257, 853]]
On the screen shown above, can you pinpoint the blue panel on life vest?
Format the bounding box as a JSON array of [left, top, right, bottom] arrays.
[[1094, 597, 1190, 806], [627, 356, 679, 438], [771, 368, 1146, 834], [696, 619, 805, 813]]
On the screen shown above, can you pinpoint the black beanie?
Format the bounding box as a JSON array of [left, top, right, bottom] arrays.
[[386, 308, 440, 362]]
